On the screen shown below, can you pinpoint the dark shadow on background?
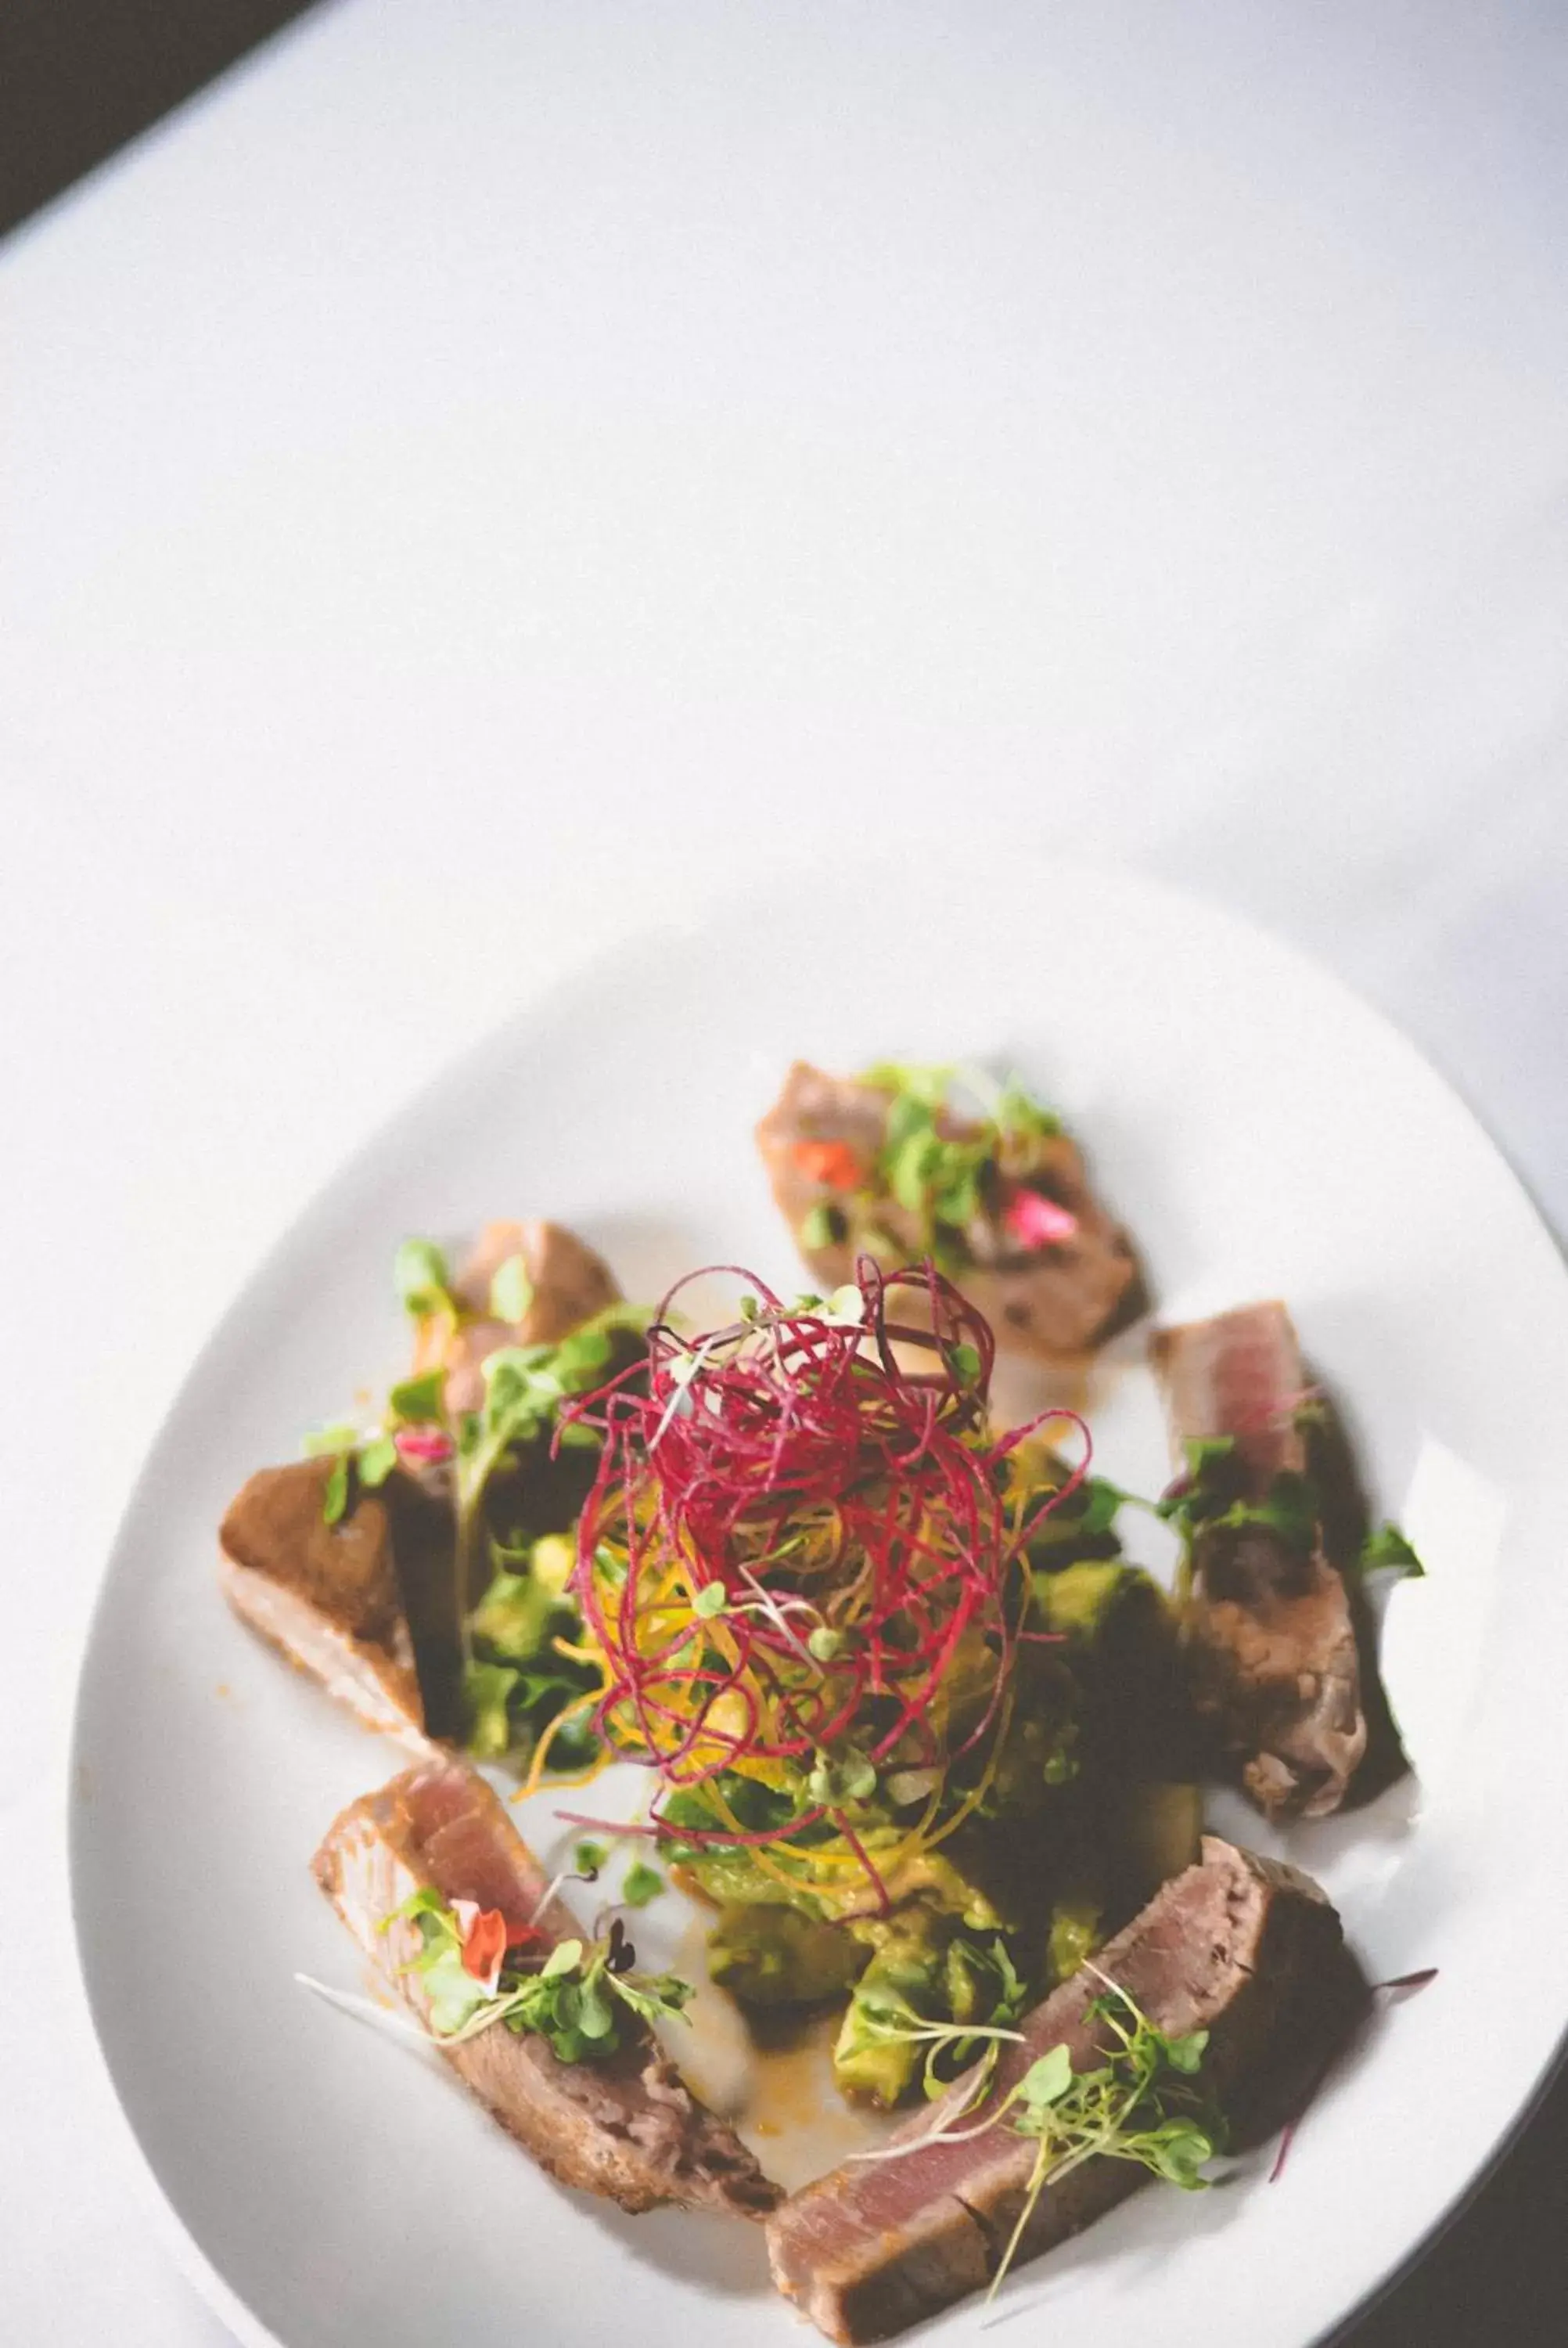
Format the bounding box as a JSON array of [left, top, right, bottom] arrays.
[[1, 0, 323, 236]]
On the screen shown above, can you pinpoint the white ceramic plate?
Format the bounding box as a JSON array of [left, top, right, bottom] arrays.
[[71, 861, 1568, 2348]]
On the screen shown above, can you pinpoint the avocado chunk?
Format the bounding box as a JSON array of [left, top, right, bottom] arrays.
[[707, 1904, 866, 2008], [832, 1907, 955, 2105]]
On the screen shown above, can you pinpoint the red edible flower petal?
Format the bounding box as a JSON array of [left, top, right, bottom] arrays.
[[457, 1904, 509, 1992], [792, 1139, 864, 1192]]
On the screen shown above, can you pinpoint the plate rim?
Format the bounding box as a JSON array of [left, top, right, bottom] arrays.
[[68, 853, 1568, 2348]]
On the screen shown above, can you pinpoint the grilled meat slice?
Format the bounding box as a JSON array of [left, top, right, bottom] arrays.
[[413, 1219, 621, 1415], [312, 1759, 780, 2219], [766, 1838, 1364, 2343], [1155, 1302, 1366, 1818], [220, 1458, 460, 1744], [756, 1061, 1142, 1360]]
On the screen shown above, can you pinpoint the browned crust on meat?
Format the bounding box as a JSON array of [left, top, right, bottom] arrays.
[[312, 1761, 780, 2220], [219, 1454, 468, 1741], [219, 1459, 427, 1735], [756, 1061, 1144, 1361], [765, 1838, 1365, 2343], [1155, 1304, 1367, 1819]]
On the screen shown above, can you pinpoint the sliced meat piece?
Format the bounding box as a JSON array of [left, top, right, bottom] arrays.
[[412, 1219, 621, 1416], [756, 1062, 1143, 1360], [312, 1759, 780, 2219], [1154, 1302, 1366, 1819], [219, 1459, 461, 1745], [766, 1837, 1365, 2343]]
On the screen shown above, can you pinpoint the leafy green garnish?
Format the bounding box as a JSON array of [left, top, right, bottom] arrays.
[[394, 1237, 453, 1319], [692, 1582, 728, 1619], [839, 1932, 1030, 2107], [304, 1420, 399, 1525], [1156, 1435, 1319, 1560], [462, 1661, 522, 1760], [388, 1369, 446, 1423], [387, 1891, 692, 2062], [1359, 1522, 1425, 1579], [621, 1860, 665, 1908], [303, 1420, 360, 1458], [322, 1451, 351, 1526], [488, 1251, 535, 1325], [357, 1433, 398, 1487], [853, 1062, 1063, 1269], [574, 1840, 609, 1874], [988, 1974, 1223, 2299], [800, 1201, 842, 1252], [451, 1302, 648, 1693]]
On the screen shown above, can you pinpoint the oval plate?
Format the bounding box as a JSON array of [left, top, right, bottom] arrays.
[[71, 862, 1568, 2348]]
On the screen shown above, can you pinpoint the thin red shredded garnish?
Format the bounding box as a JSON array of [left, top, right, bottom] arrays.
[[791, 1138, 865, 1191], [554, 1259, 1085, 1893]]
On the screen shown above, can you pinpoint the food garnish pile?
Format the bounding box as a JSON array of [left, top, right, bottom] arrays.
[[221, 1061, 1426, 2340]]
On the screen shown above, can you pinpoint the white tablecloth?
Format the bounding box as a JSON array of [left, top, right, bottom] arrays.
[[3, 4, 1565, 2339]]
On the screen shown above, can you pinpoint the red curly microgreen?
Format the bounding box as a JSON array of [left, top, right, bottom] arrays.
[[554, 1259, 1087, 1897]]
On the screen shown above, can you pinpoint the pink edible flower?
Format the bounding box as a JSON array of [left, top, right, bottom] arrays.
[[394, 1424, 455, 1466], [1004, 1187, 1079, 1249]]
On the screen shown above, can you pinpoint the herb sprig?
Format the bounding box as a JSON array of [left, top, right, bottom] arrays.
[[452, 1303, 649, 1670], [1156, 1437, 1320, 1560], [843, 1934, 1031, 2105], [989, 1974, 1221, 2297], [389, 1890, 691, 2061], [857, 1063, 1063, 1268]]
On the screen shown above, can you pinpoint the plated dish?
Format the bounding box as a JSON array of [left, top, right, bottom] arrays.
[[215, 1057, 1423, 2339], [70, 869, 1568, 2348]]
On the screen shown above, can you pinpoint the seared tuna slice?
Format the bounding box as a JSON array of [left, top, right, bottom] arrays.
[[1155, 1302, 1366, 1817], [312, 1759, 780, 2219], [766, 1838, 1363, 2343], [220, 1458, 459, 1744], [413, 1219, 621, 1416], [756, 1061, 1142, 1361]]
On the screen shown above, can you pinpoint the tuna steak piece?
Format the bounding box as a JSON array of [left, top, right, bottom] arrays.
[[756, 1062, 1143, 1361], [312, 1759, 780, 2218], [220, 1458, 460, 1745], [1155, 1302, 1366, 1817], [412, 1219, 622, 1416], [766, 1838, 1364, 2343]]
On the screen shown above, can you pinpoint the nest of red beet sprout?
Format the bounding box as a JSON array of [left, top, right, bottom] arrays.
[[552, 1260, 1088, 1885]]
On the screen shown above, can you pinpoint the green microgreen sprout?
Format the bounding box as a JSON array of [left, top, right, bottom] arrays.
[[853, 1062, 1063, 1269], [394, 1237, 454, 1320], [302, 1417, 401, 1525], [800, 1202, 841, 1252], [620, 1859, 666, 1908], [1358, 1522, 1426, 1578], [383, 1890, 692, 2062], [487, 1251, 535, 1325], [846, 1965, 1222, 2305], [987, 1968, 1221, 2300], [454, 1302, 649, 1667]]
